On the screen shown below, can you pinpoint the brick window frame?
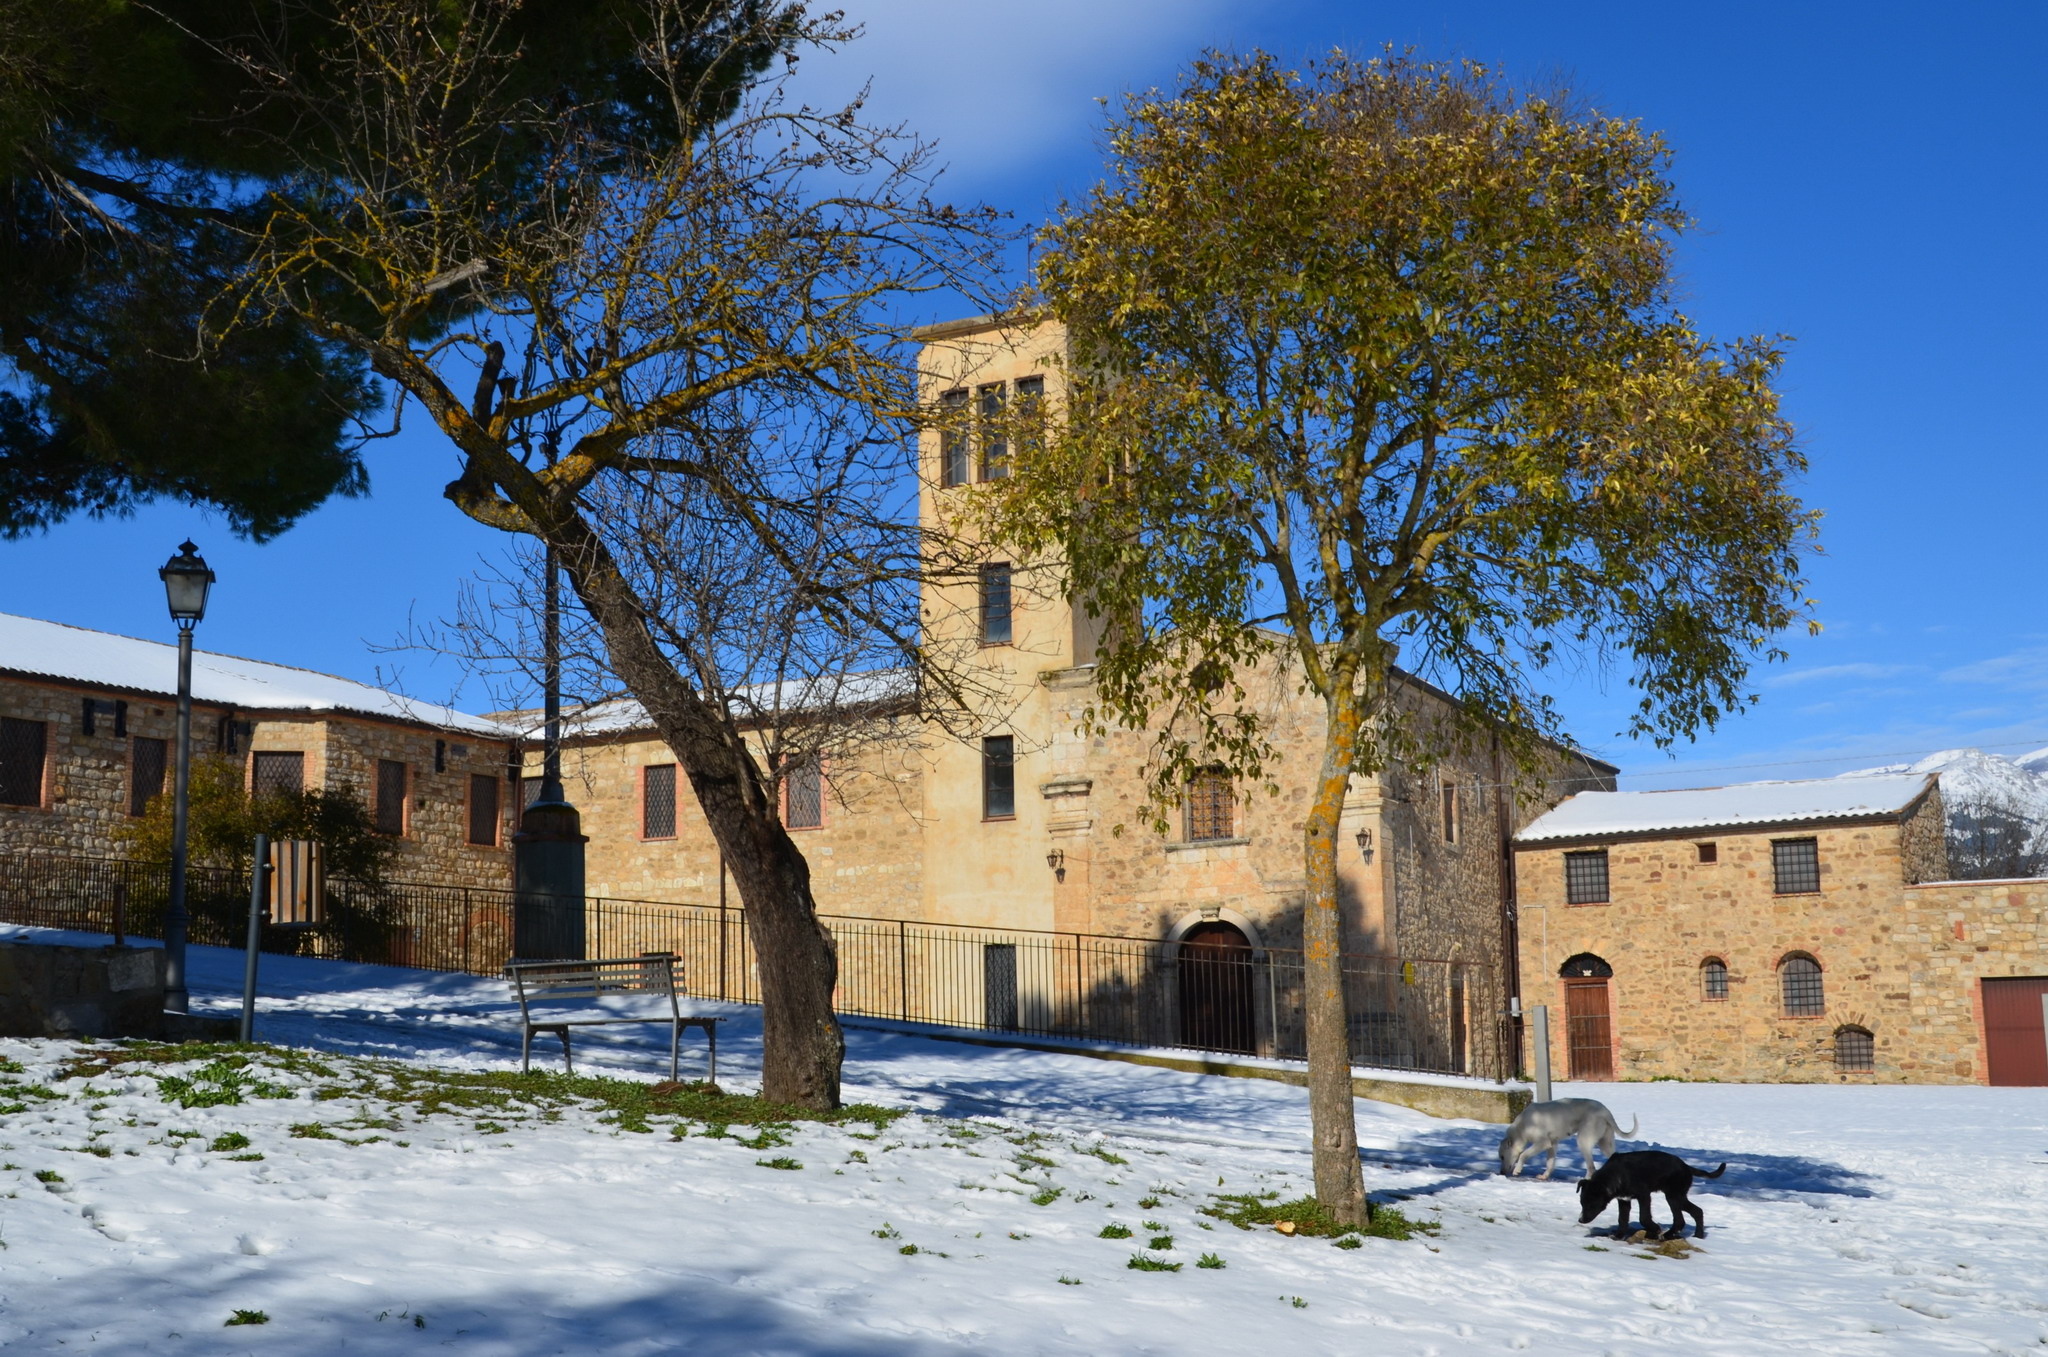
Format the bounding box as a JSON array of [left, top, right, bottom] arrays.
[[1700, 956, 1729, 1001], [641, 763, 679, 840], [1778, 952, 1825, 1017], [0, 716, 48, 809]]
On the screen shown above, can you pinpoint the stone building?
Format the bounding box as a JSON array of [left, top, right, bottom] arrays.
[[1515, 772, 2048, 1086], [0, 612, 517, 888]]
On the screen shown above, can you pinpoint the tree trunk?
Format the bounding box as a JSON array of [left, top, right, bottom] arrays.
[[554, 527, 845, 1110], [1302, 690, 1367, 1224]]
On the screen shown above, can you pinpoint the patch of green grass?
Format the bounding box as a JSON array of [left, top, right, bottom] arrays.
[[1196, 1252, 1226, 1269], [898, 1243, 920, 1256], [1137, 1196, 1161, 1209], [1583, 1244, 1610, 1253], [156, 1057, 292, 1109], [69, 1144, 112, 1158], [1201, 1193, 1439, 1242], [228, 1153, 265, 1162], [225, 1309, 269, 1327], [288, 1122, 340, 1141], [1126, 1255, 1182, 1272], [1148, 1235, 1173, 1251], [0, 1057, 23, 1074], [1086, 1145, 1128, 1166], [1029, 1186, 1064, 1206], [1333, 1236, 1361, 1250], [475, 1121, 508, 1136], [33, 1170, 61, 1184], [757, 1156, 803, 1171], [1098, 1223, 1132, 1239], [872, 1223, 900, 1239], [1015, 1151, 1055, 1170], [1286, 1296, 1308, 1309], [208, 1132, 251, 1153], [1057, 1274, 1081, 1286]]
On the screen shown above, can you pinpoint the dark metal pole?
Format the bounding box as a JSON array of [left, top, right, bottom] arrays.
[[541, 542, 563, 803], [240, 835, 269, 1042], [164, 626, 195, 1013]]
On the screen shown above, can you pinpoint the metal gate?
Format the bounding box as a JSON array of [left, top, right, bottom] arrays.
[[1982, 976, 2048, 1086], [1565, 979, 1614, 1080]]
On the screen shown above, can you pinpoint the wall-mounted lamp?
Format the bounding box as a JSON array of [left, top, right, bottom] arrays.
[[1354, 827, 1374, 864], [1045, 849, 1065, 872]]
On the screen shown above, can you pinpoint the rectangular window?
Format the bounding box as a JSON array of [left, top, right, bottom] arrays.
[[1563, 849, 1610, 905], [939, 388, 971, 487], [642, 763, 678, 839], [1696, 841, 1718, 864], [1441, 779, 1459, 844], [1013, 375, 1045, 460], [1772, 837, 1821, 895], [522, 775, 545, 809], [1186, 767, 1234, 842], [982, 735, 1016, 820], [374, 759, 408, 836], [0, 716, 46, 807], [130, 736, 168, 817], [467, 773, 500, 846], [978, 383, 1009, 480], [251, 750, 305, 800], [783, 756, 824, 829], [979, 562, 1013, 645]]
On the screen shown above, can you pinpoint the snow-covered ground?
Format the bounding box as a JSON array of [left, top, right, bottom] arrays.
[[3, 930, 2046, 1355]]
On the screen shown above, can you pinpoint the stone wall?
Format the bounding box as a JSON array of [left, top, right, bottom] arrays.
[[1512, 791, 2039, 1084], [0, 937, 165, 1038]]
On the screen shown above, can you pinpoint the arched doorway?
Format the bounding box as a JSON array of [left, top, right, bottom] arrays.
[[1559, 953, 1615, 1081], [1178, 921, 1256, 1054]]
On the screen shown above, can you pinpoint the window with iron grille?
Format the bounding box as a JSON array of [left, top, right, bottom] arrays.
[[1834, 1025, 1874, 1072], [522, 775, 545, 809], [1773, 837, 1820, 894], [468, 773, 500, 846], [1563, 849, 1610, 904], [939, 389, 971, 486], [0, 716, 45, 807], [1779, 953, 1825, 1016], [643, 763, 678, 839], [251, 750, 305, 800], [783, 756, 823, 829], [978, 383, 1009, 480], [979, 562, 1013, 645], [375, 759, 408, 836], [1701, 957, 1729, 1001], [1441, 779, 1459, 844], [130, 737, 168, 817], [982, 735, 1015, 820], [1186, 767, 1234, 842]]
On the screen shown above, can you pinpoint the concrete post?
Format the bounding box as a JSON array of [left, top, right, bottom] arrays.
[[240, 835, 270, 1043], [1531, 1003, 1552, 1105]]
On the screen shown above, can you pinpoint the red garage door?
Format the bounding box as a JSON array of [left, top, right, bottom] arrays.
[[1982, 977, 2048, 1086]]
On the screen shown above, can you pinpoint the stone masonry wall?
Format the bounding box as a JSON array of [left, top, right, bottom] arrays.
[[1512, 791, 2033, 1084]]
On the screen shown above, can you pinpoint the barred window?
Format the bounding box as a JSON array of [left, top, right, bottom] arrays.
[[375, 759, 408, 836], [1780, 953, 1825, 1016], [1014, 376, 1045, 459], [784, 757, 823, 829], [251, 750, 305, 800], [982, 735, 1015, 820], [1834, 1025, 1874, 1072], [1186, 767, 1234, 842], [1701, 957, 1729, 1001], [978, 383, 1009, 480], [1564, 849, 1610, 904], [467, 773, 500, 846], [1441, 779, 1459, 844], [522, 775, 545, 809], [0, 716, 45, 807], [939, 389, 971, 486], [1773, 837, 1821, 894], [130, 737, 168, 817], [979, 562, 1013, 645], [643, 763, 678, 839]]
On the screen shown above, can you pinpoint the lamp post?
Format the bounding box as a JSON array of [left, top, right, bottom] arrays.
[[159, 541, 214, 1014]]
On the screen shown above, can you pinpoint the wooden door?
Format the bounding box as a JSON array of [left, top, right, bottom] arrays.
[[1178, 922, 1256, 1054], [1983, 976, 2048, 1086], [1565, 979, 1614, 1080]]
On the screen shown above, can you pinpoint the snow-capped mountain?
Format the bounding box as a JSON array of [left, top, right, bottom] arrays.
[[1841, 746, 2048, 824]]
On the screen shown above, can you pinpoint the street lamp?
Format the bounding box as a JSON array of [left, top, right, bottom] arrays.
[[159, 541, 214, 1014]]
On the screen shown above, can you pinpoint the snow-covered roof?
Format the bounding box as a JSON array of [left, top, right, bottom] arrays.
[[0, 612, 510, 737], [1515, 772, 1938, 844], [495, 668, 917, 740]]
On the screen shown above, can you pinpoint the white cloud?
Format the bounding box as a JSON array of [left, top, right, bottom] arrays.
[[1941, 647, 2048, 691], [1763, 661, 1911, 687]]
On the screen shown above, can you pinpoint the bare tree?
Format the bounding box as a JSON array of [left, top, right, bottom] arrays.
[[1945, 791, 2047, 881], [213, 0, 1008, 1108]]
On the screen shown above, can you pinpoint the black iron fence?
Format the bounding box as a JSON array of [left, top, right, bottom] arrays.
[[0, 853, 1510, 1079]]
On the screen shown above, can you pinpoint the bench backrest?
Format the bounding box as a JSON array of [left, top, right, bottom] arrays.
[[507, 953, 682, 1017]]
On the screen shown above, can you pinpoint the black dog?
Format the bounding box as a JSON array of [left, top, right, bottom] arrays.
[[1575, 1150, 1726, 1240]]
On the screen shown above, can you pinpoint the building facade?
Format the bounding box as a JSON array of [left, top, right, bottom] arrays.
[[1515, 773, 2048, 1085]]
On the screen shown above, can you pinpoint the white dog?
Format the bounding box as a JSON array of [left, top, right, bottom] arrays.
[[1498, 1098, 1637, 1181]]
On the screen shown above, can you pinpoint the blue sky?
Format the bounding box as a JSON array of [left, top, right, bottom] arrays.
[[3, 0, 2043, 788]]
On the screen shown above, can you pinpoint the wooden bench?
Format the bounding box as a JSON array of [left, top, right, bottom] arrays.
[[506, 952, 720, 1083]]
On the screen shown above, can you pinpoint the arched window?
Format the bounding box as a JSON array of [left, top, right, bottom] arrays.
[[1700, 957, 1729, 1001], [1834, 1026, 1874, 1073], [1559, 953, 1613, 979], [1779, 953, 1825, 1016]]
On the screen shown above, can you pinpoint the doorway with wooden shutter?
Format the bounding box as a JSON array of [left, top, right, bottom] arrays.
[[1982, 976, 2048, 1086], [1560, 953, 1615, 1081]]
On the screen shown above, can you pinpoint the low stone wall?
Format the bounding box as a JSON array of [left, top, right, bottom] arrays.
[[0, 937, 165, 1038]]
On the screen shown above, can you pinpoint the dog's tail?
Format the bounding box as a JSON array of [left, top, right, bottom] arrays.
[[1696, 1162, 1728, 1179], [1621, 1116, 1638, 1138]]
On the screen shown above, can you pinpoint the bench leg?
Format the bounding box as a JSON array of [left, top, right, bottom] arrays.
[[522, 1026, 533, 1075], [669, 1021, 680, 1084], [559, 1027, 573, 1075], [706, 1024, 717, 1087]]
